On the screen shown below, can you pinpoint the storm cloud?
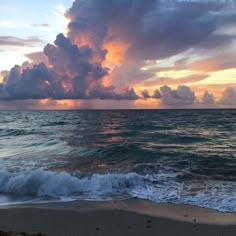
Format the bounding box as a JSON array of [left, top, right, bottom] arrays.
[[1, 0, 236, 105], [1, 34, 139, 100], [67, 0, 236, 60]]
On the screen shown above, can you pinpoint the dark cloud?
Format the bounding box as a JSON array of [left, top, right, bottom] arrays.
[[159, 85, 196, 106], [65, 0, 236, 95], [142, 90, 151, 99], [152, 89, 162, 99], [67, 0, 236, 61], [66, 0, 157, 59], [4, 63, 53, 99], [1, 0, 236, 107], [142, 89, 162, 99], [126, 1, 236, 60], [122, 87, 140, 100], [1, 34, 139, 100], [43, 33, 113, 99], [0, 36, 45, 47]]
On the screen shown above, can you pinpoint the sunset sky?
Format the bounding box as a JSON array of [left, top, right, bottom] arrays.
[[1, 0, 236, 109]]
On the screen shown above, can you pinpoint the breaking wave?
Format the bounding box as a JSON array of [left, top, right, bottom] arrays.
[[0, 170, 236, 212]]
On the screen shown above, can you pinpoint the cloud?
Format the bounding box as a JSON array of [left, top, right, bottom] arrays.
[[142, 89, 162, 99], [141, 74, 209, 87], [65, 0, 236, 93], [159, 85, 196, 106], [126, 1, 236, 60], [219, 87, 236, 105], [0, 36, 45, 47], [67, 0, 236, 61], [1, 34, 139, 101], [111, 62, 153, 88], [200, 91, 215, 105], [142, 90, 151, 99], [152, 89, 162, 99], [25, 51, 48, 64], [189, 48, 236, 73], [4, 63, 53, 99], [32, 23, 50, 28], [1, 0, 236, 107]]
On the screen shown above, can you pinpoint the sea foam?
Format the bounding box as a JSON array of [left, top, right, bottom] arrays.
[[0, 170, 236, 212]]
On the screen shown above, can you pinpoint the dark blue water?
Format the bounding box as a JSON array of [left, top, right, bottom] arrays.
[[0, 110, 236, 212]]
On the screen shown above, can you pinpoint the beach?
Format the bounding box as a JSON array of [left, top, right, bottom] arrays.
[[0, 110, 236, 235], [0, 199, 236, 236]]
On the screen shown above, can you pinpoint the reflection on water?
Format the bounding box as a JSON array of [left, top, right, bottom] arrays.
[[0, 110, 236, 211], [0, 110, 236, 177]]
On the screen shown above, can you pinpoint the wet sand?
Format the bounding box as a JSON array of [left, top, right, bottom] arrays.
[[0, 199, 236, 236]]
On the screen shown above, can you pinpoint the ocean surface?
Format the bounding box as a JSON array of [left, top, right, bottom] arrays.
[[0, 110, 236, 212]]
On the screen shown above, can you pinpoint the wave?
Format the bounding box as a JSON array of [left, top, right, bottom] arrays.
[[0, 171, 143, 200], [0, 128, 48, 137], [0, 170, 236, 212]]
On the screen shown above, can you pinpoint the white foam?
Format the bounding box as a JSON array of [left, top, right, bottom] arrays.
[[0, 170, 235, 212], [0, 171, 143, 199]]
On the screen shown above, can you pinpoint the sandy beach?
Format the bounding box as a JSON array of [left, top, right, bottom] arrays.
[[0, 199, 235, 236]]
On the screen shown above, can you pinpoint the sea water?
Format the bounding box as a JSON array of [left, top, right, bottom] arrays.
[[0, 110, 235, 212]]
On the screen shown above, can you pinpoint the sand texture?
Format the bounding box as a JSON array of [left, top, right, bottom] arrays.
[[0, 200, 236, 236]]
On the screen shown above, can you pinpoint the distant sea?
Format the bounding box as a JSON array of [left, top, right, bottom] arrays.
[[0, 110, 236, 212]]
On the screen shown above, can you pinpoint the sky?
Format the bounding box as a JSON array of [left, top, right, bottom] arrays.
[[0, 0, 236, 109]]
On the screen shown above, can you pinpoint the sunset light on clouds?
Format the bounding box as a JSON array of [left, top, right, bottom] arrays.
[[0, 0, 236, 109]]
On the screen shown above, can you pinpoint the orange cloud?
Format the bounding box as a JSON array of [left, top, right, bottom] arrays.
[[103, 39, 129, 66], [101, 39, 129, 87], [191, 59, 226, 72], [0, 74, 3, 83]]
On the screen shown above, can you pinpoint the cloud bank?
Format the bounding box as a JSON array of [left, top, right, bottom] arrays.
[[1, 0, 236, 107]]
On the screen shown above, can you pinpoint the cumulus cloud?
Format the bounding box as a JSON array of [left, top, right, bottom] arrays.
[[1, 0, 236, 107], [1, 34, 139, 100], [142, 90, 151, 99], [219, 87, 236, 105], [152, 89, 162, 99], [66, 0, 236, 90], [67, 0, 236, 61], [141, 88, 162, 99], [159, 85, 196, 106], [200, 91, 215, 105]]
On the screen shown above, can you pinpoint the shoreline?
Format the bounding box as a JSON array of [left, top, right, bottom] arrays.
[[0, 199, 236, 235]]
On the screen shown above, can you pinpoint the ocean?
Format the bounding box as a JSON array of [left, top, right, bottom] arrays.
[[0, 110, 235, 212]]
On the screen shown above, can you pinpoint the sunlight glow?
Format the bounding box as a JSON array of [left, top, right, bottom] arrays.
[[156, 70, 193, 78], [0, 74, 3, 83], [103, 40, 129, 67], [196, 69, 236, 85]]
